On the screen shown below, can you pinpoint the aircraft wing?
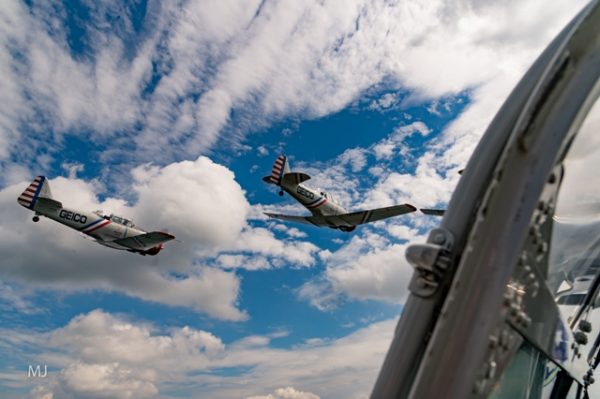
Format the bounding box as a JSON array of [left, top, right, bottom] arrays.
[[265, 204, 416, 229], [111, 231, 175, 251], [264, 212, 321, 226], [421, 208, 446, 216], [337, 204, 417, 226]]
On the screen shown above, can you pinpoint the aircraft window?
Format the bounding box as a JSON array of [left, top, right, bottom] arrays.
[[541, 93, 600, 394], [556, 294, 587, 306], [490, 342, 582, 399], [488, 343, 548, 399], [547, 94, 600, 314]]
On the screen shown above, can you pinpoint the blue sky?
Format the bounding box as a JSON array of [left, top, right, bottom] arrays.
[[0, 1, 588, 398]]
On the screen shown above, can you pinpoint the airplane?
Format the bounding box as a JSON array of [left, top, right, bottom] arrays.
[[262, 155, 417, 232], [17, 176, 175, 255]]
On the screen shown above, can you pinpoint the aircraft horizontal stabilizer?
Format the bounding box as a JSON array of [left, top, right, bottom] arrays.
[[282, 172, 311, 185], [35, 197, 63, 212], [112, 231, 176, 251]]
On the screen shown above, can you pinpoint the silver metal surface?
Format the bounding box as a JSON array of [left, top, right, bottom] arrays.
[[371, 1, 600, 398]]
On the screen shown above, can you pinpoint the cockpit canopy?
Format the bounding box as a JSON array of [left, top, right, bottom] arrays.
[[109, 214, 136, 228], [319, 190, 336, 204], [92, 210, 136, 228]]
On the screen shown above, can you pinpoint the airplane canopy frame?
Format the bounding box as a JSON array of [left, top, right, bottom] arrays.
[[371, 1, 600, 398]]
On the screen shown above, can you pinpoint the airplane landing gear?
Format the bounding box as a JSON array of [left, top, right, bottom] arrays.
[[32, 216, 40, 222], [279, 190, 284, 196]]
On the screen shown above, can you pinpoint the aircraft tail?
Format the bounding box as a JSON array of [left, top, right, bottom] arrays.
[[262, 155, 290, 185], [17, 176, 54, 210]]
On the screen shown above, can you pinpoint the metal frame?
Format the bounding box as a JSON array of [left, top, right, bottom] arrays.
[[371, 1, 600, 397]]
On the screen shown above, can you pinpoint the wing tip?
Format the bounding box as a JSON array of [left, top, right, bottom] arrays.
[[161, 232, 176, 240], [420, 208, 446, 216], [405, 203, 417, 212]]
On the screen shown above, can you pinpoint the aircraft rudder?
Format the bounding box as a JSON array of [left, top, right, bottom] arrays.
[[17, 176, 53, 210], [267, 155, 290, 185]]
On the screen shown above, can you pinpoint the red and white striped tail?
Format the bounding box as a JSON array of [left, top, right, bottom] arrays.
[[268, 155, 289, 184], [17, 176, 50, 210]]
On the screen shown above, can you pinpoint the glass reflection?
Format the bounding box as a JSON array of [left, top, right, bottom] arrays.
[[547, 93, 600, 365]]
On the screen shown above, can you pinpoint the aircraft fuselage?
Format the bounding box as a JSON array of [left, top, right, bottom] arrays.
[[18, 176, 173, 255], [282, 182, 347, 217], [39, 206, 146, 250]]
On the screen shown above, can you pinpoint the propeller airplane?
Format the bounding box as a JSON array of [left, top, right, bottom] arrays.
[[17, 176, 175, 255], [262, 155, 417, 232]]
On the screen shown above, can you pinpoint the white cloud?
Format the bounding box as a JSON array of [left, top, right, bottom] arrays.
[[296, 279, 342, 312], [60, 162, 85, 179], [130, 157, 249, 248], [0, 282, 38, 314], [5, 310, 396, 399], [368, 93, 399, 111], [299, 227, 425, 307], [372, 121, 431, 162], [212, 227, 319, 270], [0, 0, 588, 175], [270, 223, 307, 239], [338, 148, 368, 173], [33, 362, 158, 399], [257, 145, 270, 157], [247, 387, 320, 399]]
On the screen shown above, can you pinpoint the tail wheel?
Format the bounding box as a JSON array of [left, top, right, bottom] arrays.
[[32, 216, 40, 222]]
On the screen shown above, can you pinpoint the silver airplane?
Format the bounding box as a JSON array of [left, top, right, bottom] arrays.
[[18, 176, 175, 255], [262, 155, 416, 232]]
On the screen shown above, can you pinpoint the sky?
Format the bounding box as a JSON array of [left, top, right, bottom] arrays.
[[0, 0, 591, 398]]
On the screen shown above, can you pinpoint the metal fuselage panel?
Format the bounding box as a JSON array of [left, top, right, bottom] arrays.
[[35, 205, 146, 249], [282, 182, 347, 217]]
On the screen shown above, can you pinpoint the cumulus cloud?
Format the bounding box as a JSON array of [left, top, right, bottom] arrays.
[[247, 387, 320, 399], [368, 93, 400, 112], [5, 310, 395, 399], [130, 157, 249, 247], [33, 362, 158, 399], [299, 226, 425, 308]]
